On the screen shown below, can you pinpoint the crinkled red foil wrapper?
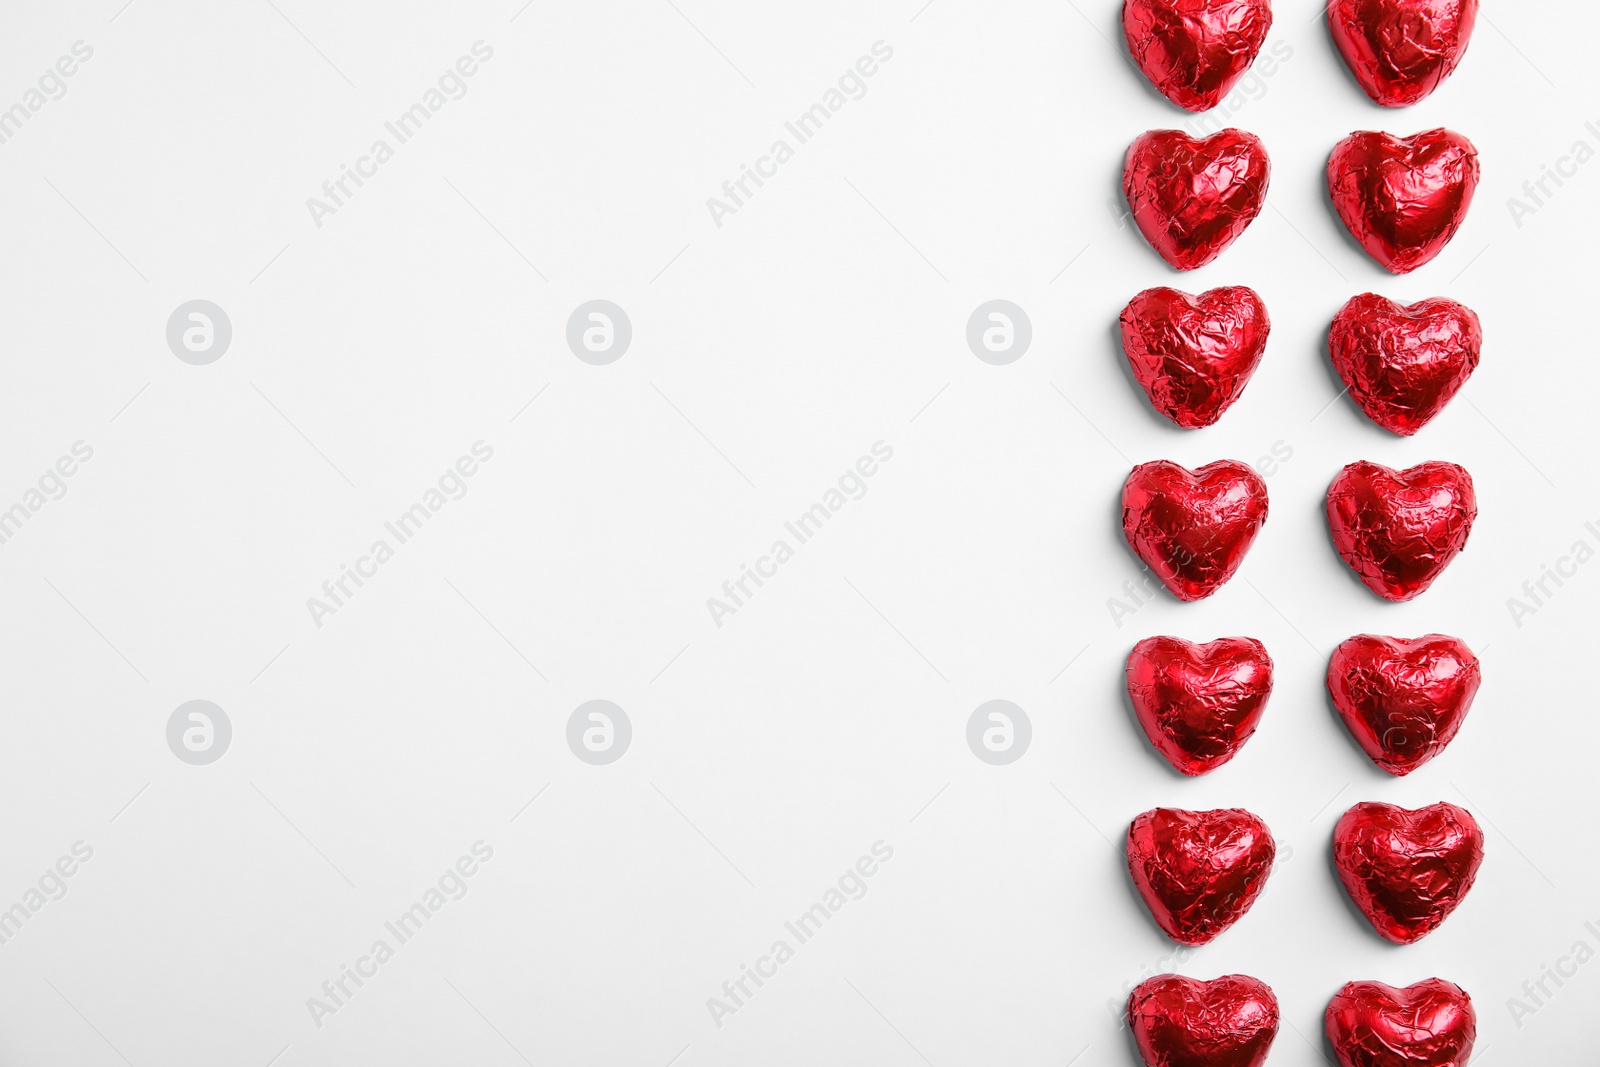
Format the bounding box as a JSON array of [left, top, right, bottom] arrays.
[[1327, 635, 1480, 774], [1329, 294, 1481, 436], [1127, 807, 1276, 945], [1325, 460, 1476, 601], [1333, 802, 1483, 944], [1329, 0, 1479, 107], [1123, 0, 1273, 111], [1128, 974, 1279, 1067], [1125, 129, 1270, 270], [1121, 286, 1271, 429], [1127, 637, 1274, 776], [1123, 460, 1269, 601], [1327, 129, 1479, 274], [1326, 979, 1477, 1067]]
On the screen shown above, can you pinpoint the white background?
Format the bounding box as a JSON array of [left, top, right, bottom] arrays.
[[1, 1, 1596, 1064]]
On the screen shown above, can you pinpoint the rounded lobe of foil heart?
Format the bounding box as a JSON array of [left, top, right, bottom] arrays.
[[1122, 0, 1274, 112], [1329, 294, 1481, 436], [1127, 637, 1274, 776], [1333, 802, 1483, 944], [1125, 129, 1271, 270], [1121, 286, 1271, 429], [1327, 129, 1479, 274], [1329, 0, 1479, 107], [1127, 807, 1276, 945], [1328, 634, 1480, 774], [1128, 974, 1280, 1067], [1325, 979, 1476, 1067], [1325, 460, 1476, 602], [1124, 460, 1269, 601]]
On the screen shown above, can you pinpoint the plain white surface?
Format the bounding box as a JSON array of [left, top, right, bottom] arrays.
[[1, 1, 1596, 1064]]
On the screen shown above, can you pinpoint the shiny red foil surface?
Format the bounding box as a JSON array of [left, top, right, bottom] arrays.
[[1125, 129, 1270, 270], [1122, 287, 1271, 429], [1127, 637, 1274, 776], [1124, 461, 1269, 601], [1128, 974, 1280, 1067], [1328, 635, 1480, 775], [1326, 979, 1476, 1067], [1329, 0, 1478, 107], [1128, 808, 1276, 945], [1328, 129, 1479, 274], [1326, 461, 1476, 601], [1329, 294, 1481, 436], [1123, 0, 1274, 112], [1333, 802, 1483, 944]]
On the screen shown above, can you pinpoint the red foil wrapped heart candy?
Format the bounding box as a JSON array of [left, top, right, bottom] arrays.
[[1328, 129, 1479, 274], [1127, 637, 1274, 776], [1124, 461, 1269, 601], [1334, 801, 1483, 944], [1329, 0, 1478, 107], [1121, 287, 1271, 429], [1125, 129, 1271, 270], [1128, 974, 1279, 1067], [1329, 294, 1481, 436], [1326, 461, 1476, 601], [1328, 635, 1480, 775], [1326, 979, 1476, 1067], [1128, 807, 1276, 945], [1123, 0, 1274, 112]]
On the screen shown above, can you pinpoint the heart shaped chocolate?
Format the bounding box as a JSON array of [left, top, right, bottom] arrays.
[[1127, 807, 1276, 945], [1334, 801, 1483, 943], [1326, 979, 1476, 1067], [1125, 129, 1271, 270], [1326, 460, 1476, 601], [1328, 129, 1479, 274], [1123, 0, 1274, 112], [1328, 634, 1480, 774], [1128, 973, 1279, 1067], [1124, 460, 1269, 601], [1122, 286, 1271, 429], [1329, 294, 1481, 436], [1127, 636, 1274, 776], [1329, 0, 1478, 107]]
